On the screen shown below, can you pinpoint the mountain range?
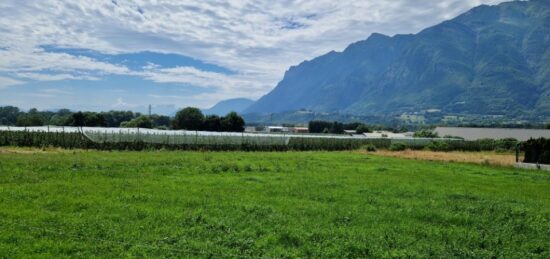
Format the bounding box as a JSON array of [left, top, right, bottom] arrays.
[[203, 98, 255, 116], [244, 0, 550, 119]]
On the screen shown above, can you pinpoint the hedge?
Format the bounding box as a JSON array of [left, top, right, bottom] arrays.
[[523, 138, 550, 164]]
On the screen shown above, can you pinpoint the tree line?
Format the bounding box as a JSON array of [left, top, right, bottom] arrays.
[[173, 107, 244, 132], [307, 120, 423, 134], [308, 121, 372, 134], [0, 106, 245, 132]]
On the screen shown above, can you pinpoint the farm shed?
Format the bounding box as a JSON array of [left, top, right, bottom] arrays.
[[292, 127, 309, 133]]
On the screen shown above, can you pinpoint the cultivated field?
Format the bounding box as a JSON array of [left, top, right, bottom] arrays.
[[0, 126, 511, 152], [0, 149, 548, 257]]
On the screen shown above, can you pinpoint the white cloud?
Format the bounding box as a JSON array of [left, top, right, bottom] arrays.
[[0, 48, 130, 76], [113, 97, 135, 108], [139, 66, 266, 96], [0, 76, 24, 89], [22, 93, 58, 98], [16, 72, 100, 82], [0, 0, 508, 107], [39, 88, 72, 95], [148, 94, 186, 99]]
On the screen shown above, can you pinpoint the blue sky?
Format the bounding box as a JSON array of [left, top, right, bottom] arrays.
[[0, 0, 506, 114]]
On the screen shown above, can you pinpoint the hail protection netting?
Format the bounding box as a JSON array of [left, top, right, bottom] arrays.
[[0, 126, 463, 151], [81, 128, 291, 146], [0, 126, 81, 133]]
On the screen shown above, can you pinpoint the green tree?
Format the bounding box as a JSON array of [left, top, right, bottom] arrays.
[[57, 109, 72, 116], [172, 107, 204, 130], [308, 121, 332, 133], [204, 115, 222, 132], [15, 108, 45, 126], [414, 129, 438, 138], [102, 111, 138, 127], [355, 124, 371, 134], [49, 114, 69, 126], [329, 121, 344, 134], [343, 122, 362, 130], [83, 112, 106, 127], [0, 106, 20, 125], [120, 116, 153, 128], [66, 112, 86, 126], [151, 115, 171, 128], [221, 112, 245, 132], [49, 109, 73, 126]]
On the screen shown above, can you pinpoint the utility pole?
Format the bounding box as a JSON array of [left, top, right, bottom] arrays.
[[148, 104, 152, 118]]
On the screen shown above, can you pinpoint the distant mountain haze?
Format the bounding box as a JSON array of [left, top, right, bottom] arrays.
[[245, 0, 550, 117], [203, 98, 255, 116]]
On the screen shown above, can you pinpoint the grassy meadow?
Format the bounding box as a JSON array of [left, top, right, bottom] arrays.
[[0, 149, 548, 257]]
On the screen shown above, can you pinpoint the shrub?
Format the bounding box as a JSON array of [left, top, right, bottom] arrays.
[[443, 135, 464, 140], [523, 138, 550, 164], [356, 124, 371, 134], [389, 143, 407, 151], [364, 144, 377, 152], [494, 138, 518, 151], [426, 141, 450, 152], [414, 129, 438, 138], [120, 116, 153, 129], [494, 147, 508, 153]]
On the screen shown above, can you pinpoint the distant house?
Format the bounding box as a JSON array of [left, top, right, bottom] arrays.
[[434, 127, 550, 141], [244, 126, 257, 133], [292, 127, 309, 133], [344, 130, 357, 135], [266, 126, 289, 133]]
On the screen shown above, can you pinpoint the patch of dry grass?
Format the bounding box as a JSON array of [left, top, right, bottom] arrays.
[[0, 147, 82, 154], [363, 149, 516, 167]]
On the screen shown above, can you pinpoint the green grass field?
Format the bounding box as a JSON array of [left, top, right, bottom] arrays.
[[0, 150, 548, 257]]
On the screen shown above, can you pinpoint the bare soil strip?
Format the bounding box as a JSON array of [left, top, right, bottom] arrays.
[[363, 150, 516, 167]]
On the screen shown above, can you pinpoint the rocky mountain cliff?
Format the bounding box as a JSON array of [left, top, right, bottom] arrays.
[[245, 0, 550, 118]]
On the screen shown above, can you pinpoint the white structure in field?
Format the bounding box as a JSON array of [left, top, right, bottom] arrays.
[[266, 126, 289, 133], [363, 131, 414, 139], [435, 127, 550, 141]]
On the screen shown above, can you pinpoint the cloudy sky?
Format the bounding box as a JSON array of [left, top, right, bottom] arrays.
[[0, 0, 507, 113]]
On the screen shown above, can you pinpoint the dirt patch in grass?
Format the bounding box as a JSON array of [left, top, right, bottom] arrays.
[[0, 147, 81, 154], [363, 150, 516, 167]]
